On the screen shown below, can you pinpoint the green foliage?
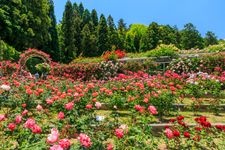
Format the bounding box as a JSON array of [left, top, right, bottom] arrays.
[[180, 23, 204, 49], [61, 1, 77, 63], [46, 0, 60, 61], [0, 40, 20, 61], [26, 57, 45, 74], [146, 44, 179, 58], [204, 31, 218, 47], [144, 22, 161, 50], [97, 14, 109, 55], [206, 43, 225, 52], [35, 62, 51, 75], [107, 15, 119, 50], [125, 24, 148, 52]]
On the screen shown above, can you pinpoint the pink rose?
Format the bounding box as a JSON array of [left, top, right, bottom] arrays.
[[47, 128, 59, 144], [36, 104, 43, 111], [15, 115, 22, 124], [65, 102, 74, 110], [148, 105, 158, 115], [95, 102, 102, 109], [114, 128, 124, 139], [24, 118, 36, 129], [49, 144, 63, 150], [107, 143, 114, 150], [164, 128, 174, 139], [58, 112, 65, 120], [77, 133, 92, 148], [58, 138, 71, 149], [31, 124, 42, 134], [22, 109, 28, 116], [85, 104, 92, 109], [0, 114, 6, 121], [8, 123, 16, 131]]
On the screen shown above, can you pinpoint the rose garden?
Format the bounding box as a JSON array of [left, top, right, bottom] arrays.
[[1, 46, 225, 150]]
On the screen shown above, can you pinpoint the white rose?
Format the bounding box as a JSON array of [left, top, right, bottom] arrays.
[[0, 84, 11, 91]]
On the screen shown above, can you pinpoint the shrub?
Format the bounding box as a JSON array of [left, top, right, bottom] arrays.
[[0, 61, 19, 76], [35, 63, 51, 75], [120, 59, 159, 74], [168, 53, 225, 74], [95, 61, 121, 80], [51, 63, 99, 81], [206, 43, 225, 53], [0, 40, 20, 61], [146, 44, 179, 58], [102, 49, 126, 61]]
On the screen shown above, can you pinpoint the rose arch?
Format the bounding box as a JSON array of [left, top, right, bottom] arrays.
[[18, 48, 51, 74]]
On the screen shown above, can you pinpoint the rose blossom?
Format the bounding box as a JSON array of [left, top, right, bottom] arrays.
[[183, 131, 190, 138], [148, 105, 158, 115], [77, 133, 92, 148], [107, 143, 114, 150], [95, 102, 102, 109], [8, 123, 16, 131], [65, 102, 74, 110], [0, 84, 11, 91], [164, 128, 174, 139], [22, 109, 28, 116], [47, 128, 59, 144], [58, 138, 71, 149], [58, 112, 65, 120], [24, 118, 36, 129], [31, 124, 42, 134], [49, 144, 63, 150], [85, 104, 92, 109], [114, 128, 124, 139], [0, 114, 6, 121], [36, 104, 43, 111], [15, 115, 22, 124]]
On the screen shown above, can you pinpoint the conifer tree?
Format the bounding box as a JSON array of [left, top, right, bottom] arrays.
[[97, 14, 109, 55]]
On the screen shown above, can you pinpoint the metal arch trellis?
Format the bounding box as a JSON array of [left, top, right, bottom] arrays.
[[17, 48, 51, 75]]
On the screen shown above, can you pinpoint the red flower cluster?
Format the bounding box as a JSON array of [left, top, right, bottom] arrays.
[[195, 116, 211, 128], [102, 49, 126, 61]]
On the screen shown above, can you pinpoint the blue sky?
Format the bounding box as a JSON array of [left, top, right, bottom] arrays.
[[54, 0, 225, 39]]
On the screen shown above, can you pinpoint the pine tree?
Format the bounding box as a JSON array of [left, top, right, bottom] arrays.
[[107, 15, 119, 49], [23, 0, 51, 50], [82, 9, 91, 26], [91, 9, 98, 27], [117, 18, 127, 49], [204, 31, 218, 46], [97, 14, 109, 55], [180, 23, 203, 49], [145, 22, 160, 50], [0, 0, 28, 50], [61, 0, 77, 63], [47, 0, 60, 61]]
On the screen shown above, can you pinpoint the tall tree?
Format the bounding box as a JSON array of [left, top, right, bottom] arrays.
[[78, 3, 84, 17], [107, 15, 119, 50], [144, 22, 161, 50], [46, 0, 59, 61], [81, 24, 98, 57], [61, 0, 77, 63], [125, 24, 147, 52], [0, 0, 25, 50], [91, 9, 98, 27], [117, 18, 127, 49], [23, 0, 51, 50], [204, 31, 218, 46], [97, 14, 109, 55], [180, 23, 204, 49], [82, 9, 91, 26], [159, 25, 180, 46]]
